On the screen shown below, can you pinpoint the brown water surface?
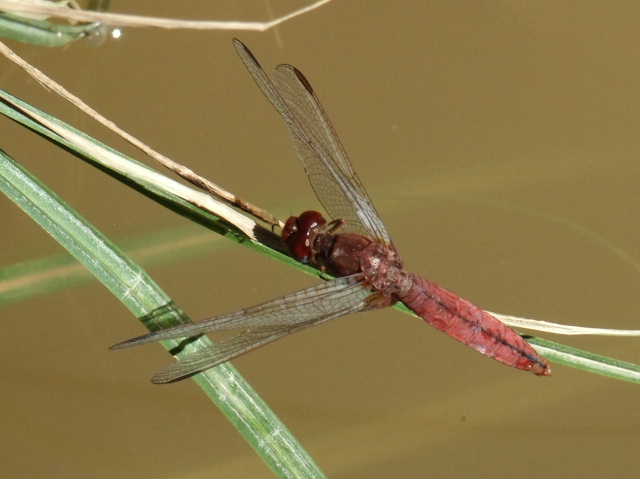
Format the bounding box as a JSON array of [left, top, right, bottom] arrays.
[[1, 1, 639, 476]]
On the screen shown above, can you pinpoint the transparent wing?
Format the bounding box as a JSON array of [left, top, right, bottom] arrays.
[[111, 275, 369, 349], [150, 327, 294, 383], [232, 39, 392, 245], [111, 275, 376, 383]]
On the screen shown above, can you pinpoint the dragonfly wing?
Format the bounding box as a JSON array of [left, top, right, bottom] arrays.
[[151, 309, 359, 384], [111, 275, 378, 382], [273, 64, 392, 244], [150, 328, 291, 383], [232, 39, 392, 245], [111, 275, 370, 350], [148, 277, 376, 383]]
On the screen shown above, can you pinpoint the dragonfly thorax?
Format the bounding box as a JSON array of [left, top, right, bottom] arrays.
[[358, 242, 409, 298]]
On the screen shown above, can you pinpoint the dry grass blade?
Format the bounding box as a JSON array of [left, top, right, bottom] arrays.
[[0, 39, 283, 228], [0, 0, 333, 31]]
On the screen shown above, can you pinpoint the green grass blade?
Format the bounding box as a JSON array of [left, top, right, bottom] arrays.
[[0, 148, 325, 478], [0, 12, 100, 46], [528, 336, 640, 383]]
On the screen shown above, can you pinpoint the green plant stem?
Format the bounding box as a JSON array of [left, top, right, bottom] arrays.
[[0, 148, 325, 478], [0, 12, 100, 46]]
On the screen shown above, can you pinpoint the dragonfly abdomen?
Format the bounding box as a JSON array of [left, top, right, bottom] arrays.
[[400, 274, 551, 376]]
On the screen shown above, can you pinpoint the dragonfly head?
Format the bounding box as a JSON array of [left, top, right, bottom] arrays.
[[282, 210, 327, 262]]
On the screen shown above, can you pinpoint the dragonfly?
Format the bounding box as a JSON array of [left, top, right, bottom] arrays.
[[111, 39, 551, 383]]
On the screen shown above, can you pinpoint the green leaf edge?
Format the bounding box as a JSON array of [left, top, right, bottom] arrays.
[[0, 12, 101, 47]]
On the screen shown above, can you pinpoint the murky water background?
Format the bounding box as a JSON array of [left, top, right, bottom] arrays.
[[1, 1, 639, 476]]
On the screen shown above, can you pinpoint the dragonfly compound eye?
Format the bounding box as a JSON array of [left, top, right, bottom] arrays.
[[282, 211, 326, 262]]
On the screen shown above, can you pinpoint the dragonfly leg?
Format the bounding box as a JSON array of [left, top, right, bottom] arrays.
[[323, 218, 345, 235]]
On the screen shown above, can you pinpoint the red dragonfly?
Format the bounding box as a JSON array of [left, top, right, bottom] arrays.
[[112, 39, 551, 383]]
